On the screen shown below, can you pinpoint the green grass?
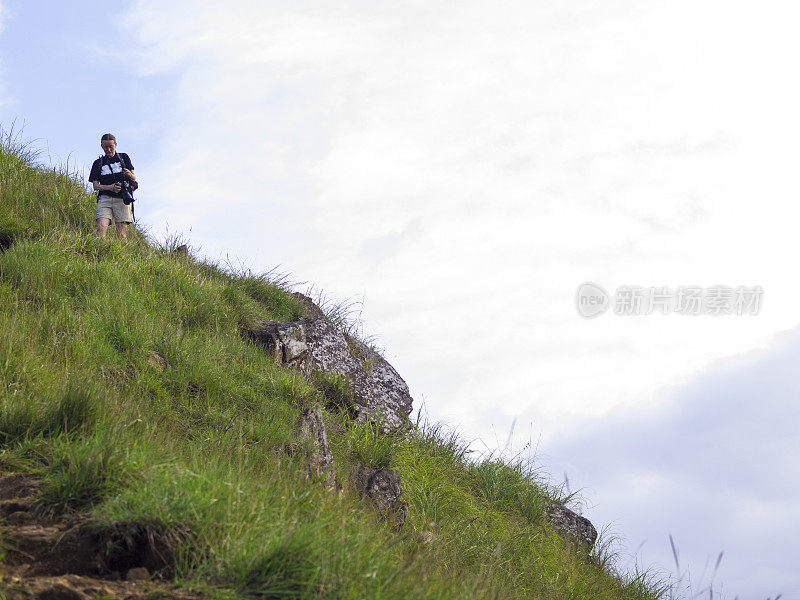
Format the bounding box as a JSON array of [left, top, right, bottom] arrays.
[[0, 380, 96, 445], [36, 432, 138, 515], [341, 418, 396, 469], [0, 132, 666, 599]]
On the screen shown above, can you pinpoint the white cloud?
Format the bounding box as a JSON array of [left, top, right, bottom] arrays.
[[124, 0, 800, 428]]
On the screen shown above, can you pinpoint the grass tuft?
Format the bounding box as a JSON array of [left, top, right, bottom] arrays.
[[0, 381, 96, 446], [36, 435, 137, 515], [344, 419, 395, 469], [242, 534, 321, 598], [467, 457, 557, 525]]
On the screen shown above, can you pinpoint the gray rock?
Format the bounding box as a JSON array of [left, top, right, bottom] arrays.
[[6, 510, 34, 525], [416, 530, 434, 545], [247, 320, 312, 375], [295, 407, 336, 491], [125, 566, 150, 581], [36, 583, 88, 600], [247, 316, 413, 432], [351, 465, 408, 528], [147, 351, 166, 371], [545, 502, 597, 550]]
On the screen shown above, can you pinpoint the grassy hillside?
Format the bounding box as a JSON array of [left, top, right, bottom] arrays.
[[0, 136, 666, 599]]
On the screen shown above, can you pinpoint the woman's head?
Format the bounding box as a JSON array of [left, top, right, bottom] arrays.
[[100, 133, 117, 157]]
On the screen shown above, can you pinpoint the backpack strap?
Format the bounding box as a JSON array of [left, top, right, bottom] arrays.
[[96, 154, 105, 202]]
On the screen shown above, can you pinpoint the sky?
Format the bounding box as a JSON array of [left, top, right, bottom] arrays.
[[1, 1, 798, 597]]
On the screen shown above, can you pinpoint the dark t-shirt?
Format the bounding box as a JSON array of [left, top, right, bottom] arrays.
[[88, 153, 134, 199]]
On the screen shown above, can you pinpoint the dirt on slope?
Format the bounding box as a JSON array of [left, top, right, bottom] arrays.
[[0, 473, 201, 600]]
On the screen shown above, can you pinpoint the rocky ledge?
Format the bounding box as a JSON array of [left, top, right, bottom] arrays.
[[245, 295, 413, 432]]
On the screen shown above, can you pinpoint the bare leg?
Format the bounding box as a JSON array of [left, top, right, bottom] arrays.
[[97, 217, 111, 237], [116, 222, 128, 240]]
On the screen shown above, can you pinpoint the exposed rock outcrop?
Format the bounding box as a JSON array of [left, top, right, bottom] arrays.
[[292, 407, 337, 491], [545, 502, 597, 550], [248, 320, 313, 375], [350, 465, 408, 528], [246, 308, 413, 432]]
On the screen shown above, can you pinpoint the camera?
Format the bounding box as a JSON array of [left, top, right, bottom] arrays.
[[118, 179, 134, 205]]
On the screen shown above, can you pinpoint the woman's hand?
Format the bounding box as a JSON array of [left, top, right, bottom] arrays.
[[122, 168, 136, 182]]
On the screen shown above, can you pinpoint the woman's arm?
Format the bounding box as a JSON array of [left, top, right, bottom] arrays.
[[92, 180, 121, 192]]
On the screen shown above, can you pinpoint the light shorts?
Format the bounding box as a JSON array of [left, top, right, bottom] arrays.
[[96, 194, 133, 224]]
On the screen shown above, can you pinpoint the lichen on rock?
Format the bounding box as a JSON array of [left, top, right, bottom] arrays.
[[350, 465, 408, 529], [246, 295, 413, 433], [292, 407, 337, 491], [545, 502, 598, 551]]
